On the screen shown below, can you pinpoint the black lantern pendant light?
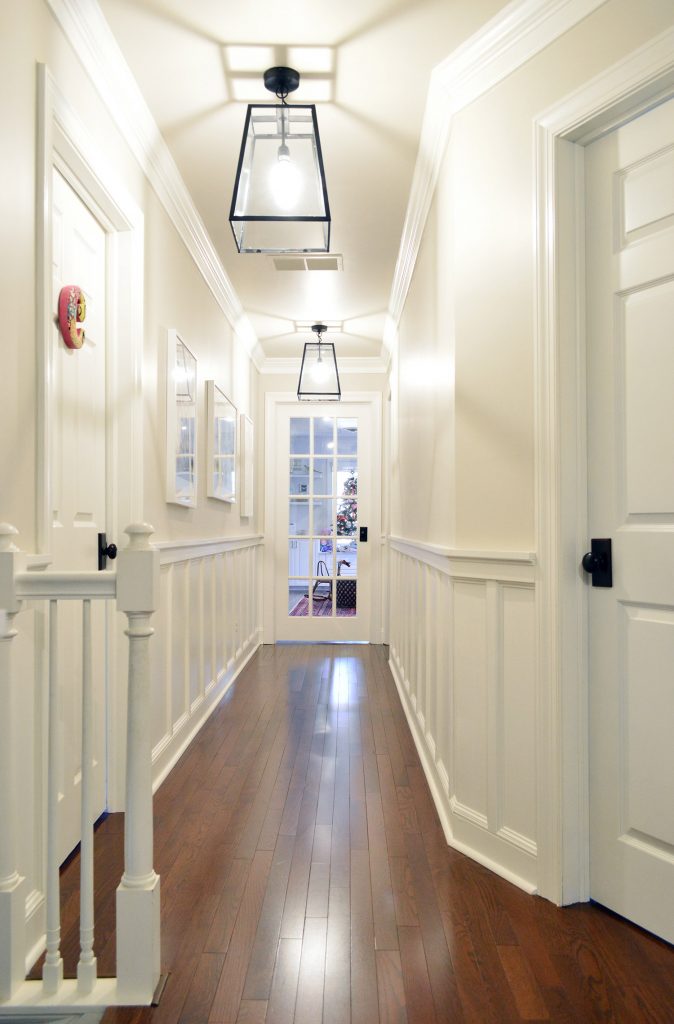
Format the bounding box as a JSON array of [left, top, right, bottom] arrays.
[[229, 66, 331, 254], [297, 324, 341, 401]]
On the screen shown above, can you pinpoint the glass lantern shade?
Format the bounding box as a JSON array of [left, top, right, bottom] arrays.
[[229, 103, 331, 254], [297, 342, 341, 401]]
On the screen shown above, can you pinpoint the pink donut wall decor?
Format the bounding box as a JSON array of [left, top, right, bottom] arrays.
[[58, 285, 86, 349]]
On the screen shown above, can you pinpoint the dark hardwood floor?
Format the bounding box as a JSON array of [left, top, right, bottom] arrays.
[[50, 644, 674, 1023]]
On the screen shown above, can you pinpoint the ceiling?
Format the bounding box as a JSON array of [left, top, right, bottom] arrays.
[[98, 0, 507, 363]]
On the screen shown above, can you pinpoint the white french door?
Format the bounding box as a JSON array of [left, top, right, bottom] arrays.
[[585, 94, 674, 943], [50, 167, 108, 862], [273, 400, 380, 642]]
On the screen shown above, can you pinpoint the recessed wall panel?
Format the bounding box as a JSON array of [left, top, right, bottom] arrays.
[[501, 585, 536, 844], [189, 558, 201, 705], [151, 565, 171, 750], [452, 580, 488, 819], [171, 562, 187, 729], [202, 555, 214, 689]]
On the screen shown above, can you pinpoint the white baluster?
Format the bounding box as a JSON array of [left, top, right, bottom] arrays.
[[42, 600, 63, 995], [77, 599, 97, 993], [115, 524, 160, 1004], [0, 524, 27, 1001]]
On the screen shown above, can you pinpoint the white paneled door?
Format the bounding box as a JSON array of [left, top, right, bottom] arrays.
[[51, 168, 108, 862], [585, 95, 674, 943], [274, 401, 380, 642]]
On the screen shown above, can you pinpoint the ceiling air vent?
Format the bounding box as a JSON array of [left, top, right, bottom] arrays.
[[272, 254, 343, 271]]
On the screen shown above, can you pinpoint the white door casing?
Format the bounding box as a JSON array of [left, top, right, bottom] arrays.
[[585, 95, 674, 944], [36, 65, 145, 880], [50, 167, 108, 863], [534, 30, 674, 907], [265, 394, 382, 644]]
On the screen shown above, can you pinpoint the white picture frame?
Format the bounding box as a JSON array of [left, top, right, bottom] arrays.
[[166, 329, 198, 507], [240, 413, 254, 519], [206, 380, 237, 503]]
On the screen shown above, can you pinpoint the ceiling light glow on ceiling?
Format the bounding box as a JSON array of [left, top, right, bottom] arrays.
[[297, 324, 340, 401], [287, 47, 333, 74], [229, 66, 331, 254], [225, 45, 276, 72]]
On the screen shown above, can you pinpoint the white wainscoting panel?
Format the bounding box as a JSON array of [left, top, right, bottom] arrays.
[[452, 580, 489, 824], [500, 585, 537, 852], [388, 537, 538, 892], [150, 536, 263, 791]]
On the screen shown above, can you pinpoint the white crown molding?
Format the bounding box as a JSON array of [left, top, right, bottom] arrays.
[[46, 0, 263, 371], [386, 0, 608, 351], [258, 356, 389, 375]]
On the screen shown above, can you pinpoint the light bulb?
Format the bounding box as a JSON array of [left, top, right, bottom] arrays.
[[269, 144, 302, 211], [310, 350, 331, 384]]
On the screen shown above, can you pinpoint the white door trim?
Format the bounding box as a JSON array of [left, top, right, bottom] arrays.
[[263, 391, 383, 644], [36, 64, 145, 811], [534, 26, 674, 905]]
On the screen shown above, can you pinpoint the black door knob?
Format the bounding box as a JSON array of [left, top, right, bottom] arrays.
[[98, 532, 118, 571], [581, 538, 612, 587], [582, 551, 602, 574]]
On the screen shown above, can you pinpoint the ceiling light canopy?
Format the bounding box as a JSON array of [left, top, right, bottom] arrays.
[[297, 324, 340, 402], [229, 66, 331, 254]]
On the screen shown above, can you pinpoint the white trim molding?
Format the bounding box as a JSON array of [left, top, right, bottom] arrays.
[[389, 535, 536, 566], [534, 26, 674, 905], [155, 534, 263, 563], [45, 0, 262, 370], [386, 0, 608, 354]]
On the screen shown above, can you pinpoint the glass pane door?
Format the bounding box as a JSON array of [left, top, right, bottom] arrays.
[[275, 402, 377, 642], [287, 415, 358, 619]]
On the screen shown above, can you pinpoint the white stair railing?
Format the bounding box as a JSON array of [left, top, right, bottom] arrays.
[[0, 522, 161, 1011]]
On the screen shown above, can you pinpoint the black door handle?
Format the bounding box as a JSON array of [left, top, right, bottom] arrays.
[[581, 538, 612, 587], [98, 532, 118, 571]]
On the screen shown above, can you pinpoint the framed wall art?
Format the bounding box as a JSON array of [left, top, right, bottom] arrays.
[[166, 329, 198, 507], [206, 380, 237, 502]]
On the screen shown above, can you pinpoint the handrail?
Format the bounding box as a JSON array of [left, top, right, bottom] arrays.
[[15, 570, 117, 600]]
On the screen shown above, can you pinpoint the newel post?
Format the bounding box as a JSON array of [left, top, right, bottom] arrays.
[[0, 524, 26, 1001], [115, 523, 161, 1003]]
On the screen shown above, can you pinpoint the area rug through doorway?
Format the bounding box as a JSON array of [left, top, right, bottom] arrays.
[[289, 597, 356, 617]]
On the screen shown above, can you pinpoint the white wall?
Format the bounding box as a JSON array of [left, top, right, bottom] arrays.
[[387, 0, 674, 896]]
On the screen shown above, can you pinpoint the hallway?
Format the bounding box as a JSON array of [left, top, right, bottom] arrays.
[[50, 645, 673, 1024]]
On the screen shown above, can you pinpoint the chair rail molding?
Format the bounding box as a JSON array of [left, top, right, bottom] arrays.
[[534, 25, 674, 905], [385, 0, 608, 357], [45, 0, 261, 369]]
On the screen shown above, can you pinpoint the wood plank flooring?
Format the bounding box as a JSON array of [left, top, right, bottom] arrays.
[[49, 644, 674, 1023]]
